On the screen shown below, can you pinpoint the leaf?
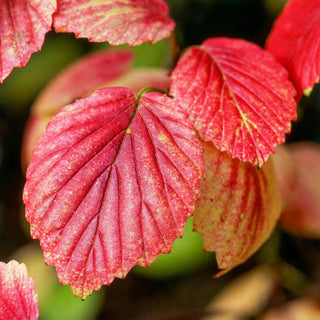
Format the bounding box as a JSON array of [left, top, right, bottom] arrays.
[[193, 142, 281, 274], [0, 0, 56, 82], [272, 145, 298, 208], [261, 297, 320, 320], [53, 0, 175, 46], [107, 68, 170, 95], [0, 260, 39, 320], [170, 37, 297, 166], [23, 87, 204, 298], [201, 266, 277, 320], [274, 142, 320, 239], [21, 49, 134, 171], [266, 0, 320, 99], [32, 50, 134, 116]]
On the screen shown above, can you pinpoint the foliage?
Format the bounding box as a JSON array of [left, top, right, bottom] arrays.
[[1, 0, 320, 318]]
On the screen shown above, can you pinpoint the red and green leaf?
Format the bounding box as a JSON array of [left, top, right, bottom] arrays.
[[0, 0, 56, 82], [193, 142, 281, 274], [266, 0, 320, 99], [23, 87, 204, 298], [170, 37, 297, 166], [53, 0, 175, 46], [0, 260, 39, 320]]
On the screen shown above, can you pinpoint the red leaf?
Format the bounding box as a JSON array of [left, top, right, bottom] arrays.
[[23, 87, 204, 298], [0, 260, 39, 320], [32, 50, 134, 116], [21, 49, 133, 171], [0, 0, 56, 82], [53, 0, 175, 46], [193, 142, 281, 274], [266, 0, 320, 99], [170, 37, 297, 166]]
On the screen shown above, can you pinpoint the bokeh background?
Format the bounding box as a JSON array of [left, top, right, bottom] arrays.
[[1, 0, 320, 319]]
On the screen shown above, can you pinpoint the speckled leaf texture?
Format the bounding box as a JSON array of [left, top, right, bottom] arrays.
[[193, 142, 281, 274], [0, 0, 56, 82], [267, 0, 320, 100], [170, 38, 297, 166], [0, 260, 39, 320], [22, 49, 133, 170], [53, 0, 175, 46], [23, 87, 204, 298]]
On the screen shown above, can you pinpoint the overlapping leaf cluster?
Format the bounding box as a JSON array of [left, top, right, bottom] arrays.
[[0, 0, 174, 82], [1, 0, 319, 306]]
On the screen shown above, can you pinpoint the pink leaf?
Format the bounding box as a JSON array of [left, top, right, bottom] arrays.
[[193, 142, 281, 274], [53, 0, 175, 46], [274, 142, 320, 239], [23, 87, 204, 298], [0, 260, 39, 320], [0, 0, 56, 82], [170, 37, 297, 166], [266, 0, 320, 99]]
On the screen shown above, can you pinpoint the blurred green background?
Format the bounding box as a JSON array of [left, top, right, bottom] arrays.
[[1, 0, 320, 319]]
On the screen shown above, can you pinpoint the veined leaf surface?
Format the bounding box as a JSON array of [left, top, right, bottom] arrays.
[[21, 49, 133, 170], [193, 142, 281, 274], [267, 0, 320, 99], [0, 0, 56, 82], [23, 87, 204, 298], [0, 261, 39, 320], [170, 37, 297, 166], [53, 0, 175, 46]]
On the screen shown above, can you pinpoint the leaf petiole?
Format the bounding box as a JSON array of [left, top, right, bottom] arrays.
[[136, 87, 173, 100]]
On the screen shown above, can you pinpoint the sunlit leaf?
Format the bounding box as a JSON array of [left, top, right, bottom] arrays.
[[170, 37, 297, 166], [53, 0, 175, 46], [22, 49, 133, 170], [0, 260, 39, 320], [23, 87, 204, 298], [194, 142, 281, 274], [266, 0, 320, 99], [0, 0, 56, 82]]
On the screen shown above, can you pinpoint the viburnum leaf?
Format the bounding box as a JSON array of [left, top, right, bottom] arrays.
[[274, 143, 320, 239], [266, 0, 320, 99], [23, 87, 204, 298], [31, 49, 134, 117], [0, 0, 56, 82], [170, 37, 297, 166], [53, 0, 175, 46], [193, 142, 281, 274], [22, 49, 133, 170], [0, 260, 39, 320]]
